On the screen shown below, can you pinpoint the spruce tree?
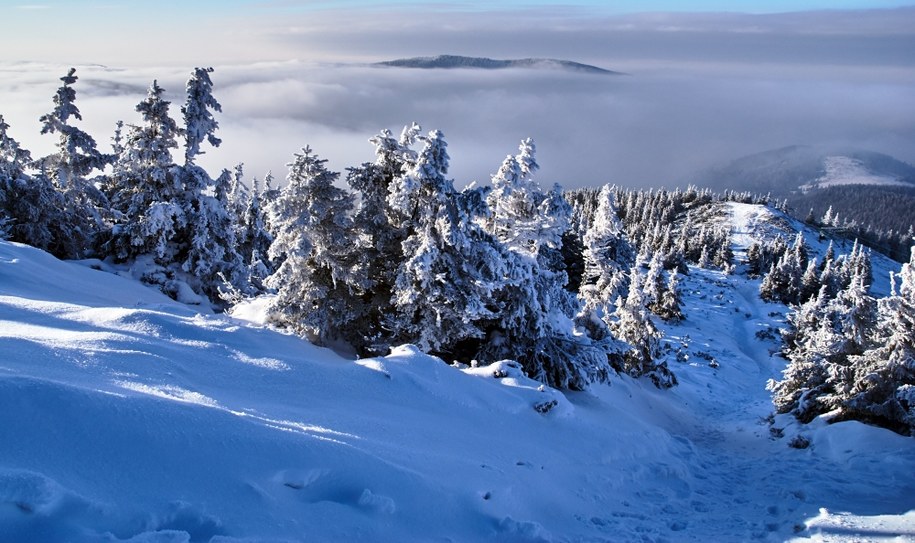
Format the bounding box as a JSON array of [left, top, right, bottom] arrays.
[[0, 115, 59, 249], [578, 184, 630, 332], [265, 148, 363, 345], [36, 68, 110, 258], [387, 130, 504, 356], [483, 144, 619, 389], [105, 80, 184, 262], [175, 67, 246, 302], [344, 126, 416, 353], [239, 175, 273, 293]]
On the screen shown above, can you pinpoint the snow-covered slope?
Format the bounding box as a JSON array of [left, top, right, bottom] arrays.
[[693, 146, 915, 196], [799, 156, 912, 192], [1, 205, 913, 542]]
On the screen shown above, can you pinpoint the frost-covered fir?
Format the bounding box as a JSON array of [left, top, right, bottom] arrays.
[[610, 266, 677, 388], [343, 126, 417, 354], [105, 80, 184, 262], [35, 68, 110, 258], [176, 68, 247, 302], [387, 130, 506, 357], [237, 174, 274, 294], [577, 184, 630, 338], [768, 242, 915, 434], [0, 115, 61, 250], [265, 148, 363, 346], [478, 141, 619, 389]]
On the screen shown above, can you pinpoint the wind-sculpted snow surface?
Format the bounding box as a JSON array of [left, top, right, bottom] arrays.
[[0, 232, 913, 541]]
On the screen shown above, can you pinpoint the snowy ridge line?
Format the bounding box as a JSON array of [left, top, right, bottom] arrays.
[[799, 155, 911, 193]]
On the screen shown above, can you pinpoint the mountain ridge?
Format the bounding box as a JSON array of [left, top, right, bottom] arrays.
[[690, 146, 915, 252], [374, 54, 621, 75]]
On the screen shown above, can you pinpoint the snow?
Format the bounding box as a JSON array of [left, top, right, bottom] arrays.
[[799, 156, 911, 193], [1, 208, 914, 542], [728, 201, 898, 297]]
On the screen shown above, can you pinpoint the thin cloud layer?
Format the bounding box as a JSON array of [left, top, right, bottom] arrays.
[[0, 7, 913, 188]]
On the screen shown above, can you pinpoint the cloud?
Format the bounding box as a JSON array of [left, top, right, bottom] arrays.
[[0, 8, 913, 190]]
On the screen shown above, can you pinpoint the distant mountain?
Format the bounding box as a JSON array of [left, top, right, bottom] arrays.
[[692, 146, 915, 196], [375, 55, 620, 75], [691, 146, 915, 239]]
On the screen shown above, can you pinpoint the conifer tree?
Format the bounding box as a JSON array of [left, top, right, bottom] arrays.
[[610, 267, 676, 387], [239, 175, 273, 293], [174, 67, 246, 301], [770, 259, 878, 422], [481, 140, 617, 389], [578, 184, 630, 328], [266, 148, 363, 344], [36, 68, 110, 257], [344, 126, 417, 353], [387, 130, 504, 355], [182, 67, 221, 164], [841, 246, 915, 433], [0, 115, 59, 249], [106, 80, 184, 262]]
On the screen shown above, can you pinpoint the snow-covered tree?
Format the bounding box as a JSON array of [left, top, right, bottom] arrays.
[[36, 68, 110, 257], [654, 269, 683, 322], [0, 115, 59, 249], [238, 175, 273, 293], [344, 126, 417, 353], [182, 67, 221, 165], [184, 167, 246, 299], [760, 246, 804, 305], [578, 184, 630, 330], [610, 267, 676, 387], [481, 144, 619, 389], [166, 68, 248, 303], [770, 259, 878, 423], [265, 148, 363, 345], [105, 80, 184, 262], [485, 139, 571, 258], [839, 246, 915, 433], [387, 130, 505, 356]]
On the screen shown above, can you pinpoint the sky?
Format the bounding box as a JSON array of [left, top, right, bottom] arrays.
[[1, 1, 914, 188]]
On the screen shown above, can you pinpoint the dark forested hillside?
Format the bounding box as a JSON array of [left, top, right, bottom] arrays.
[[791, 185, 915, 235]]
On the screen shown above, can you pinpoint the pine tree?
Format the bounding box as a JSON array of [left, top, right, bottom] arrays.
[[800, 257, 820, 304], [769, 262, 878, 422], [344, 126, 416, 353], [239, 175, 273, 293], [387, 130, 504, 356], [578, 184, 630, 329], [265, 147, 363, 344], [841, 246, 915, 433], [172, 67, 246, 303], [480, 140, 618, 389], [610, 267, 676, 387], [182, 67, 221, 164], [105, 80, 184, 262], [486, 139, 542, 254], [36, 68, 111, 258], [655, 269, 683, 322], [0, 115, 59, 249]]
